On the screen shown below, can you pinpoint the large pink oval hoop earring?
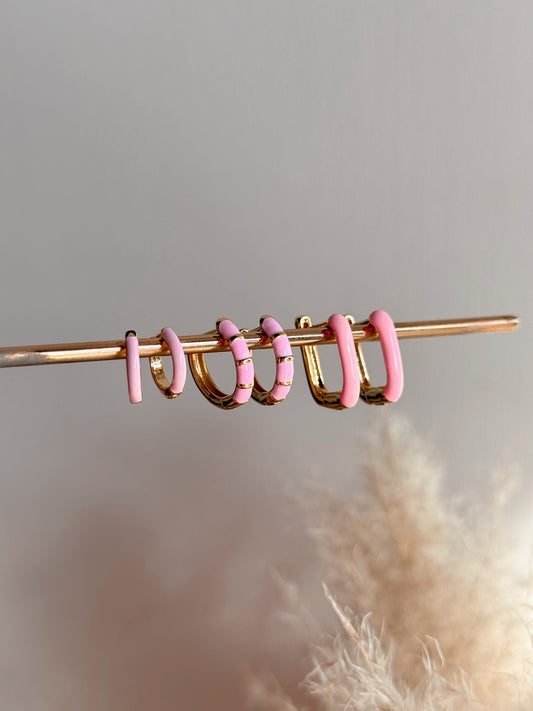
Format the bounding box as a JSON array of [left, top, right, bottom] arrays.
[[295, 313, 359, 409], [125, 330, 142, 404], [355, 310, 404, 404], [327, 313, 360, 408]]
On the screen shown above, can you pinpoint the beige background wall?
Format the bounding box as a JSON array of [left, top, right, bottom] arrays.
[[1, 2, 532, 708]]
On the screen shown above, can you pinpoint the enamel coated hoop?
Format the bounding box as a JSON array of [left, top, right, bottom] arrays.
[[295, 313, 359, 409], [355, 310, 404, 404], [125, 330, 142, 404], [251, 315, 294, 405], [188, 318, 254, 409], [149, 327, 186, 399]]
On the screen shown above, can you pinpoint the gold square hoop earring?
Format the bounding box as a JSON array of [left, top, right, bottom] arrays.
[[295, 313, 360, 409], [355, 310, 404, 405]]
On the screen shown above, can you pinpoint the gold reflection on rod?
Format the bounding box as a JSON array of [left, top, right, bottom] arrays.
[[0, 315, 519, 369]]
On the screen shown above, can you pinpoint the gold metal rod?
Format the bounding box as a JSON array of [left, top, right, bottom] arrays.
[[0, 315, 519, 369]]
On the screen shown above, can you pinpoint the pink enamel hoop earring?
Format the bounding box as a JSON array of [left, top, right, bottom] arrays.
[[251, 315, 294, 405], [355, 310, 404, 405], [149, 327, 186, 399], [188, 318, 254, 409], [125, 330, 142, 404], [295, 313, 359, 409]]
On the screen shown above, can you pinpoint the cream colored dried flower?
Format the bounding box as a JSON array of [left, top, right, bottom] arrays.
[[249, 419, 533, 711]]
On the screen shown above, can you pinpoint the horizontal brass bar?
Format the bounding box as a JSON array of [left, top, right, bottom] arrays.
[[0, 315, 519, 368]]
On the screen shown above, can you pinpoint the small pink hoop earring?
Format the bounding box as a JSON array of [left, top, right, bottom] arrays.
[[149, 327, 186, 398], [355, 310, 404, 404], [251, 315, 294, 405], [188, 318, 255, 409], [125, 330, 142, 404]]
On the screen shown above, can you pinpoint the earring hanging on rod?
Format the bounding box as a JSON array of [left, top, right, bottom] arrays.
[[355, 311, 404, 405], [125, 330, 142, 404], [188, 318, 255, 410], [149, 327, 186, 399], [250, 315, 294, 406], [295, 313, 360, 409]]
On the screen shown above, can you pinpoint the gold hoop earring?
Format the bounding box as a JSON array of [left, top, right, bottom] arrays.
[[295, 313, 360, 409], [149, 327, 186, 399], [188, 318, 254, 410], [355, 310, 404, 405], [251, 315, 294, 405]]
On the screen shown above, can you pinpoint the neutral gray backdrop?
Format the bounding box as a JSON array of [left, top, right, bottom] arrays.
[[1, 2, 532, 709]]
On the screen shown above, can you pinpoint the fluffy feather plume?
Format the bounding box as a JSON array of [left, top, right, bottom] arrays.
[[248, 419, 533, 711]]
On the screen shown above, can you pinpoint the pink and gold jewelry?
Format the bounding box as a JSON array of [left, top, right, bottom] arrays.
[[149, 327, 186, 399], [355, 310, 404, 404], [188, 318, 254, 409], [125, 330, 142, 404], [251, 315, 294, 405], [295, 313, 359, 409]]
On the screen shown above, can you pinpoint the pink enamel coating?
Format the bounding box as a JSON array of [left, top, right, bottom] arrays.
[[368, 310, 404, 402], [218, 319, 254, 404], [327, 313, 359, 408], [126, 333, 142, 404], [261, 316, 294, 402], [161, 327, 186, 395]]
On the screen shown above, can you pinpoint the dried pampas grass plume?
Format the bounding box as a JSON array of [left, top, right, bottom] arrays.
[[249, 419, 533, 711]]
